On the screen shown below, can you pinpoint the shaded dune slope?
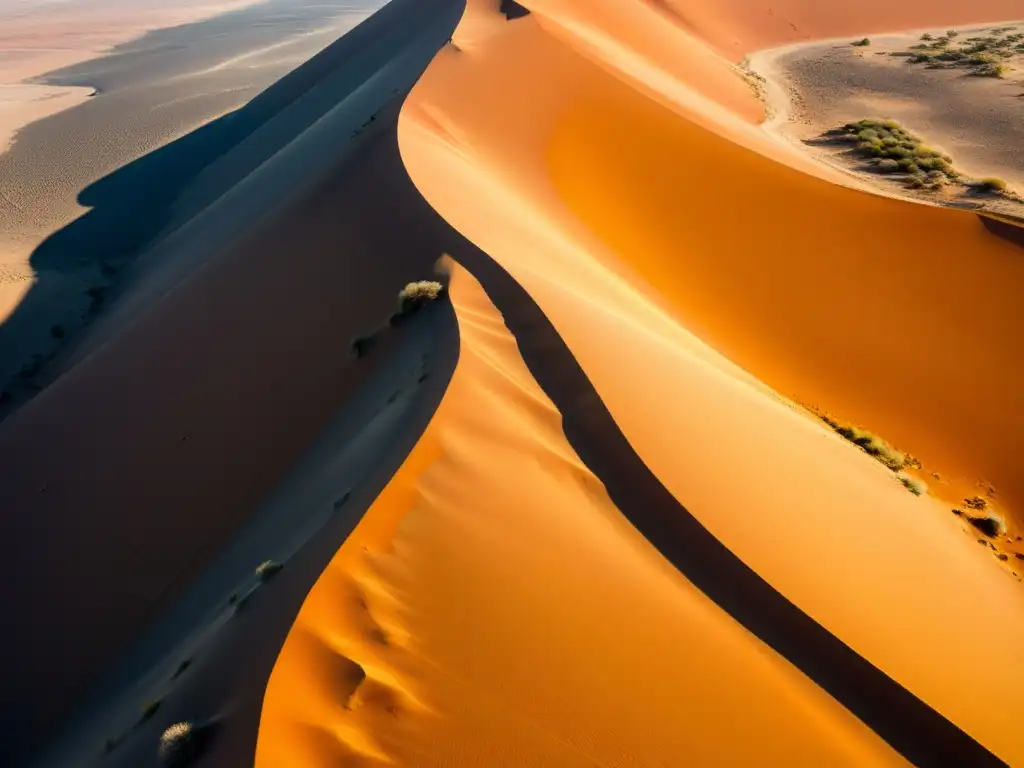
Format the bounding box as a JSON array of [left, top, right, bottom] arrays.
[[0, 0, 466, 761]]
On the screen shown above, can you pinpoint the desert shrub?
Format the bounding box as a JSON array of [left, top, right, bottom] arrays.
[[852, 38, 871, 47], [825, 419, 907, 471], [967, 514, 1004, 538], [898, 475, 925, 496], [997, 553, 1009, 561], [906, 175, 927, 189], [398, 280, 445, 314], [946, 30, 959, 38], [857, 129, 880, 142], [856, 141, 883, 157], [884, 146, 914, 159], [974, 63, 1008, 78], [897, 159, 921, 174], [977, 177, 1008, 192], [159, 722, 201, 767], [877, 159, 900, 173], [910, 53, 933, 63], [255, 560, 283, 582]]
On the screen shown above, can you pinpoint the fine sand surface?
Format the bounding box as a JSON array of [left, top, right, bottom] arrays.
[[0, 0, 263, 154], [0, 0, 383, 416], [749, 24, 1024, 212], [382, 0, 1021, 762], [0, 0, 465, 761]]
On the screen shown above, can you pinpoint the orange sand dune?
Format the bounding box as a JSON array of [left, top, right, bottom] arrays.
[[389, 0, 1024, 762], [654, 0, 1024, 56], [247, 0, 1024, 764], [256, 263, 906, 766]]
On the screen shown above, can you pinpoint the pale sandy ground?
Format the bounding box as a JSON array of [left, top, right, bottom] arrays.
[[748, 23, 1024, 215], [0, 0, 464, 762], [0, 0, 261, 153], [0, 0, 380, 417], [254, 0, 1024, 765]]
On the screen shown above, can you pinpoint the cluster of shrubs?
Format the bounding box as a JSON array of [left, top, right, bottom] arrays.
[[829, 118, 1012, 196], [900, 26, 1022, 77], [831, 119, 956, 189], [820, 414, 929, 495]]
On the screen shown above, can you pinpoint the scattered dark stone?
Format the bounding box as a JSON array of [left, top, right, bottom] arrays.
[[171, 658, 192, 680], [352, 335, 376, 359]]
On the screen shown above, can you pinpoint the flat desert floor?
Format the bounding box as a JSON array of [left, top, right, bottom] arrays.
[[751, 22, 1024, 214]]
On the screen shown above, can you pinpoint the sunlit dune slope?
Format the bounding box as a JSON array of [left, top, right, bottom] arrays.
[[395, 0, 1024, 762], [653, 0, 1024, 56], [256, 263, 904, 766]]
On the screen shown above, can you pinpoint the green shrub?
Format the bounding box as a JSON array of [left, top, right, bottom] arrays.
[[852, 38, 871, 47], [898, 475, 925, 496], [823, 418, 908, 471], [977, 177, 1008, 192], [877, 159, 900, 173]]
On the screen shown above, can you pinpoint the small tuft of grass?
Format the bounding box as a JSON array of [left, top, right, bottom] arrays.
[[820, 415, 908, 471], [159, 721, 201, 767], [255, 560, 284, 582], [898, 474, 925, 496], [976, 177, 1008, 192], [398, 280, 445, 315]]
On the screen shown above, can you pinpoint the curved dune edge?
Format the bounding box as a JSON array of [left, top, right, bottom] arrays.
[[390, 0, 1024, 762], [254, 0, 1024, 764], [255, 262, 907, 765]]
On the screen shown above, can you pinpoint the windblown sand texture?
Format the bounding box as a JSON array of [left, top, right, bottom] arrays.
[[4, 0, 1024, 765]]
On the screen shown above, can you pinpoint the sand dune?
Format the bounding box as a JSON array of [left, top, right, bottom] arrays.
[[394, 0, 1024, 762], [0, 0, 464, 761], [256, 263, 908, 766], [7, 0, 1024, 764]]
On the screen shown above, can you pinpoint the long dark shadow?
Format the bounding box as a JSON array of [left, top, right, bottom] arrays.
[[449, 245, 1005, 767]]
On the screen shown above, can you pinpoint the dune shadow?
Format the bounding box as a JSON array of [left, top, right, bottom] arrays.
[[0, 0, 409, 421], [448, 244, 1004, 766]]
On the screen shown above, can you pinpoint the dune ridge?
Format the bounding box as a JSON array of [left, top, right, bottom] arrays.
[[256, 262, 909, 766]]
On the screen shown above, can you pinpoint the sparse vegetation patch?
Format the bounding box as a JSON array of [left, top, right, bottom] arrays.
[[819, 414, 911, 472], [824, 118, 1019, 202], [255, 559, 284, 582], [897, 25, 1022, 77], [159, 721, 202, 767]]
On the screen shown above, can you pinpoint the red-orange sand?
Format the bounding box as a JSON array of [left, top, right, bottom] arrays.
[[256, 0, 1024, 764]]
